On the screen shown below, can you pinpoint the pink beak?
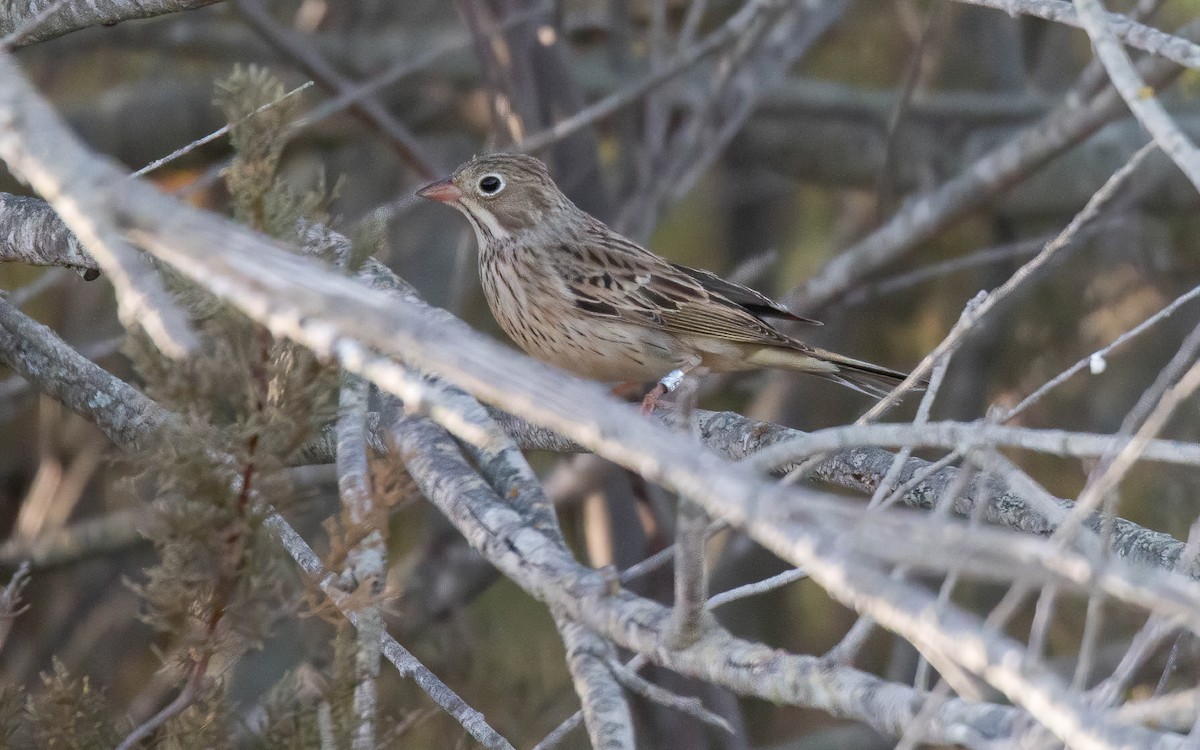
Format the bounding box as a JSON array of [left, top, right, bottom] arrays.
[[416, 178, 461, 203]]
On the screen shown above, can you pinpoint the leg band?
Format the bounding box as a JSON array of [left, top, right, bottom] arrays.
[[660, 368, 685, 392]]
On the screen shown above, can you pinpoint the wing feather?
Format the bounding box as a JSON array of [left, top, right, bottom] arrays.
[[670, 264, 822, 326], [553, 228, 805, 347]]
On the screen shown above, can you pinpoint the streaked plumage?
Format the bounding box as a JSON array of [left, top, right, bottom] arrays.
[[418, 153, 918, 399]]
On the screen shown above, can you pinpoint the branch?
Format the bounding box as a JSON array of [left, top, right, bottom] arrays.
[[692, 410, 1200, 579], [0, 55, 1195, 744], [0, 0, 221, 47], [264, 512, 515, 750], [748, 421, 1200, 471], [335, 373, 384, 750], [0, 193, 99, 277], [0, 300, 177, 449], [0, 241, 1024, 747], [389, 378, 636, 749], [0, 304, 512, 750], [786, 21, 1198, 311], [388, 410, 1024, 746], [0, 63, 196, 357], [0, 562, 30, 651], [555, 619, 636, 750], [232, 0, 439, 179], [667, 497, 709, 648], [954, 0, 1200, 71], [0, 508, 148, 567], [519, 0, 790, 153], [1073, 0, 1200, 192]]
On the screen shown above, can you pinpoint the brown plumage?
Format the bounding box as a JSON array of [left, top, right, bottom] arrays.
[[418, 153, 919, 403]]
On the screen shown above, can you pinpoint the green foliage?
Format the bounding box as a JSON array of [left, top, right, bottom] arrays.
[[0, 661, 124, 749], [126, 66, 339, 659], [214, 65, 335, 237], [102, 65, 344, 746]]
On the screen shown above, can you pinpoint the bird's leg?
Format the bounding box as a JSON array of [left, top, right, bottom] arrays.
[[610, 382, 644, 399], [639, 381, 670, 415], [640, 359, 700, 415]]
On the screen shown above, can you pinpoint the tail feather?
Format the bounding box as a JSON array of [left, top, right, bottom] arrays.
[[748, 345, 925, 399], [812, 349, 925, 398]]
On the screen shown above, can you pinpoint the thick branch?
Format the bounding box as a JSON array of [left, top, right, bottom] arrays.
[[0, 0, 221, 47], [0, 193, 99, 276]]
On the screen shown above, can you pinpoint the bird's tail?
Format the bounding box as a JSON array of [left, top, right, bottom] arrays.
[[749, 345, 924, 399]]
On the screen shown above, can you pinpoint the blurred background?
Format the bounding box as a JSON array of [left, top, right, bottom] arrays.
[[3, 0, 1200, 747]]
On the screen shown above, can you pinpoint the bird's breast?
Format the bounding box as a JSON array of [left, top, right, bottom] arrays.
[[478, 245, 680, 382]]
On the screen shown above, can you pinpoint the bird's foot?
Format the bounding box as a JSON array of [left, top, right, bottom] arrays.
[[640, 368, 686, 415]]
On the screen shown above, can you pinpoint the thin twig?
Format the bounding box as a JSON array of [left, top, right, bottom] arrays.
[[233, 0, 439, 178], [519, 0, 786, 153], [1001, 281, 1200, 422], [954, 0, 1200, 70], [752, 419, 1200, 473], [1073, 0, 1200, 191], [605, 655, 733, 734], [133, 81, 315, 178], [858, 140, 1158, 422], [115, 659, 208, 750], [265, 512, 516, 750], [786, 27, 1193, 312]]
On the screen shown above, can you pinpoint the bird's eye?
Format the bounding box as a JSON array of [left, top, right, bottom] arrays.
[[478, 174, 505, 195]]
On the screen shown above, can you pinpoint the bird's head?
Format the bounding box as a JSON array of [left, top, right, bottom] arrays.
[[417, 153, 571, 241]]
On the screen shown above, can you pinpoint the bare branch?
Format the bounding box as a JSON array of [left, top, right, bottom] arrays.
[[667, 497, 710, 648], [0, 193, 99, 277], [0, 508, 147, 568], [336, 373, 383, 750], [1073, 0, 1200, 192], [954, 0, 1200, 71], [264, 512, 516, 750], [858, 140, 1157, 420], [519, 0, 789, 153], [787, 25, 1194, 312], [604, 655, 732, 735], [0, 0, 220, 47], [556, 620, 636, 750], [389, 410, 1024, 746], [0, 299, 177, 449], [0, 60, 197, 357], [3, 51, 1198, 742], [750, 420, 1200, 471], [232, 0, 439, 179]]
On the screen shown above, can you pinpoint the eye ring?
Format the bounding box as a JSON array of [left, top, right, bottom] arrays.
[[478, 173, 505, 196]]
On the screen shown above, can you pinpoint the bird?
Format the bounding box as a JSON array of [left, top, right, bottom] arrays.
[[418, 153, 921, 413]]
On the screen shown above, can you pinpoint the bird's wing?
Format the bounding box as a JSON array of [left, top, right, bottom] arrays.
[[554, 229, 801, 347], [669, 263, 822, 326]]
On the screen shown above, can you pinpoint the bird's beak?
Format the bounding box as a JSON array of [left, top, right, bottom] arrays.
[[416, 178, 461, 203]]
